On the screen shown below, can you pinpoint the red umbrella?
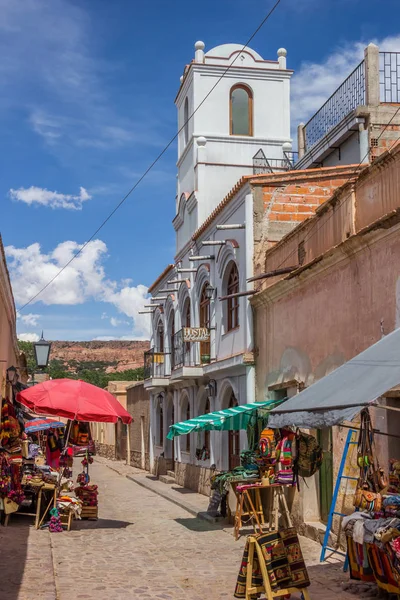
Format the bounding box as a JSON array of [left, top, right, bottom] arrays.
[[17, 379, 133, 424]]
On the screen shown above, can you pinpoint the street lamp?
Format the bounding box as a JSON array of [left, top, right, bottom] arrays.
[[204, 283, 215, 300], [33, 332, 52, 369]]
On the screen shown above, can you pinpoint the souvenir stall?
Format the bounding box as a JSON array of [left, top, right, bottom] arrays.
[[168, 400, 316, 599], [340, 409, 400, 596], [0, 388, 26, 523], [266, 327, 400, 598], [16, 378, 133, 531]]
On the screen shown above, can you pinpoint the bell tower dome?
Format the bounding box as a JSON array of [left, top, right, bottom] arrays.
[[174, 41, 293, 253]]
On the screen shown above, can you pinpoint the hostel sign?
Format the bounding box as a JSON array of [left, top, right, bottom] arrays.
[[182, 327, 210, 342]]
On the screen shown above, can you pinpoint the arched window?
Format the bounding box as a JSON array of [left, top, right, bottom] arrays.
[[169, 310, 175, 369], [184, 97, 189, 145], [230, 85, 253, 136], [227, 263, 239, 331], [158, 398, 164, 446], [183, 299, 191, 362], [199, 283, 211, 364], [204, 398, 210, 452], [157, 322, 164, 353], [181, 396, 191, 453], [228, 392, 240, 469]]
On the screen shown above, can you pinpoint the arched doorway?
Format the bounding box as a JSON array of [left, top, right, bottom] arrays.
[[228, 392, 240, 470], [199, 283, 210, 364], [165, 395, 175, 467]]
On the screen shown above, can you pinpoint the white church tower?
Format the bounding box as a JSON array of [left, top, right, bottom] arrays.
[[174, 41, 292, 253]]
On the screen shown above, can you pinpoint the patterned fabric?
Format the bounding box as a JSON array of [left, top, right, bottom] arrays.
[[258, 531, 292, 591], [280, 527, 310, 588], [234, 529, 310, 598], [347, 536, 378, 582], [234, 539, 262, 599], [366, 543, 400, 594]]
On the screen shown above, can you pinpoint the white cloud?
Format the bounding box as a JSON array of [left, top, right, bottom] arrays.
[[9, 186, 91, 210], [18, 333, 40, 342], [104, 284, 150, 340], [291, 35, 400, 131], [110, 316, 129, 327], [6, 239, 151, 339], [6, 240, 107, 306], [19, 313, 40, 327]]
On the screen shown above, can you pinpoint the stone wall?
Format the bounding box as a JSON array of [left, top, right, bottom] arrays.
[[174, 462, 212, 496], [95, 442, 115, 461], [130, 450, 150, 471]]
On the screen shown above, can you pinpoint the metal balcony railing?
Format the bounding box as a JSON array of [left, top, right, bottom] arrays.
[[304, 60, 365, 151], [380, 52, 400, 103], [253, 152, 296, 174], [172, 328, 211, 369], [144, 348, 170, 379]]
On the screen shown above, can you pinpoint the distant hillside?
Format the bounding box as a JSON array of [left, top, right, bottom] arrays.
[[18, 339, 150, 389], [50, 340, 150, 374]]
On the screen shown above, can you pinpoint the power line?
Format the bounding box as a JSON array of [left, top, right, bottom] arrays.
[[266, 104, 400, 276], [17, 0, 282, 314]]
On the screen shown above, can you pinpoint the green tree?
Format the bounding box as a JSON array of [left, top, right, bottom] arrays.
[[17, 341, 36, 376]]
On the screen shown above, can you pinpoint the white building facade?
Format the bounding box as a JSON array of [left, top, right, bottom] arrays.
[[144, 41, 293, 493]]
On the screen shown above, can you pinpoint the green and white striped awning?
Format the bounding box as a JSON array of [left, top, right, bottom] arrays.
[[166, 399, 281, 440]]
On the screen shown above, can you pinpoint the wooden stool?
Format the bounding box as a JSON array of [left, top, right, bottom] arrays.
[[245, 535, 311, 600], [234, 484, 265, 540], [267, 485, 292, 531]]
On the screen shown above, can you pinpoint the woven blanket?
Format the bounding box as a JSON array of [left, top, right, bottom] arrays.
[[234, 528, 310, 598]]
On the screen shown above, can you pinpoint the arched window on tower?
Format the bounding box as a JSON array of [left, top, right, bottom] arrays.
[[226, 262, 240, 331], [184, 97, 189, 145], [230, 85, 253, 136]]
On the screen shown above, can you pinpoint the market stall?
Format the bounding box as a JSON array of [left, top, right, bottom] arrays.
[[266, 326, 400, 596], [167, 400, 322, 539], [15, 378, 132, 532]]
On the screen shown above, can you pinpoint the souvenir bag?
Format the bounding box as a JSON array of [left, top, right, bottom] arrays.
[[294, 430, 323, 488], [354, 409, 386, 512], [275, 432, 296, 485]]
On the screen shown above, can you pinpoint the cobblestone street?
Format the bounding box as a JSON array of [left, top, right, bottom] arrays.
[[0, 460, 369, 600]]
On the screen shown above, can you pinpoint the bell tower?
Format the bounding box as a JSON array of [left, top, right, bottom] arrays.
[[173, 41, 293, 252]]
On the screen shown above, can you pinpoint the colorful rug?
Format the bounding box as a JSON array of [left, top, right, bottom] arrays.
[[234, 528, 310, 598], [347, 536, 376, 582], [234, 538, 262, 599]]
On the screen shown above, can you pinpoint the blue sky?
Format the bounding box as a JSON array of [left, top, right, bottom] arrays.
[[2, 0, 400, 341]]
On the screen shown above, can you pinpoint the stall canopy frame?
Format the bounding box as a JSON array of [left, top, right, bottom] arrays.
[[167, 399, 281, 440], [268, 327, 400, 429]]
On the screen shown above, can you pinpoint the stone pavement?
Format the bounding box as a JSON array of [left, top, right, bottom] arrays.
[[0, 459, 378, 600]]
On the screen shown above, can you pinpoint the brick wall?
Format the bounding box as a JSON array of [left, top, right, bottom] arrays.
[[126, 382, 150, 470], [252, 166, 360, 275], [370, 123, 400, 161]]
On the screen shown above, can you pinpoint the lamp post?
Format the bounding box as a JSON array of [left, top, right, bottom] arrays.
[[33, 332, 52, 369], [29, 332, 52, 386], [204, 283, 215, 301]]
